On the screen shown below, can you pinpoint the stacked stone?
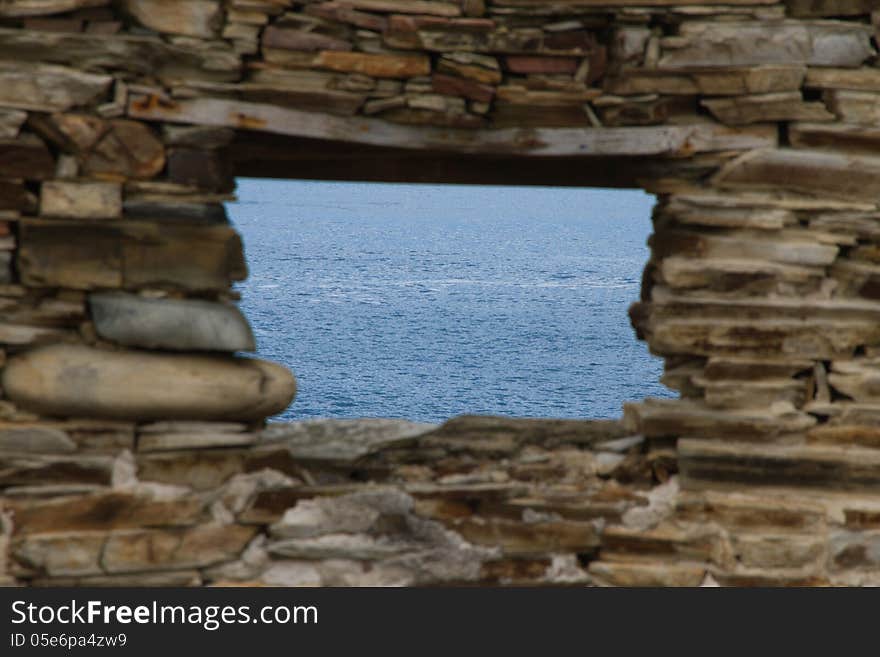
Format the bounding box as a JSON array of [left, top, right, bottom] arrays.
[[2, 0, 880, 586], [0, 0, 300, 585]]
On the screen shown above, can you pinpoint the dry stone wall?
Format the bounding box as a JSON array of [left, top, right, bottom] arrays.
[[1, 0, 880, 586]]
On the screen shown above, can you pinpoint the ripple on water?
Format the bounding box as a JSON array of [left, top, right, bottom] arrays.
[[230, 180, 674, 423]]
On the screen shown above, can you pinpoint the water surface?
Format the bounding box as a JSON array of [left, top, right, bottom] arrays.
[[229, 180, 672, 422]]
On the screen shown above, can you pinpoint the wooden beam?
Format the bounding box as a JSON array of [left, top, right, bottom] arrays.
[[228, 131, 723, 188], [128, 94, 776, 157]]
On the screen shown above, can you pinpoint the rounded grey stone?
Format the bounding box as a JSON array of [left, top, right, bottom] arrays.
[[89, 292, 255, 352]]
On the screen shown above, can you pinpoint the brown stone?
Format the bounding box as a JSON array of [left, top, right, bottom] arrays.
[[0, 134, 55, 180], [788, 0, 877, 17], [0, 109, 27, 138], [605, 66, 805, 96], [138, 431, 258, 451], [823, 89, 880, 125], [0, 1, 110, 17], [431, 73, 494, 103], [328, 0, 460, 16], [789, 122, 880, 155], [22, 17, 83, 31], [313, 51, 430, 78], [31, 571, 201, 586], [82, 119, 166, 180], [437, 53, 501, 84], [40, 181, 121, 219], [136, 449, 250, 490], [679, 439, 880, 491], [805, 67, 880, 91], [12, 531, 105, 577], [0, 181, 37, 212], [7, 492, 206, 535], [304, 3, 388, 31], [167, 148, 234, 193], [659, 21, 873, 69], [101, 525, 257, 573], [0, 27, 240, 84], [496, 85, 601, 106], [417, 415, 628, 456], [589, 561, 706, 587], [808, 424, 880, 448], [714, 149, 880, 201], [120, 0, 222, 38], [701, 92, 834, 125], [262, 25, 351, 52], [504, 56, 578, 74], [450, 517, 600, 556], [629, 398, 816, 440], [0, 60, 111, 112], [0, 453, 114, 488], [18, 219, 246, 291], [829, 360, 880, 402]]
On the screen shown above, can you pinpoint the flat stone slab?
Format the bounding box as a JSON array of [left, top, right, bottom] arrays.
[[2, 344, 296, 421], [40, 181, 121, 220], [260, 418, 437, 461], [138, 421, 247, 434], [137, 431, 258, 452], [89, 292, 256, 352], [0, 424, 76, 453]]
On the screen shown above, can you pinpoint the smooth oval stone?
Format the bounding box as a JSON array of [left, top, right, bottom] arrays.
[[89, 292, 255, 352], [3, 344, 296, 421]]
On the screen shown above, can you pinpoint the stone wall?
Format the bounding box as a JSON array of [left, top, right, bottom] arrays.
[[2, 0, 880, 586]]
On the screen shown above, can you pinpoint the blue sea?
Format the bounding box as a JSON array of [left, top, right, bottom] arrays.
[[229, 179, 672, 423]]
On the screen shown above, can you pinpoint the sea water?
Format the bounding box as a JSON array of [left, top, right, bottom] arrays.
[[228, 179, 673, 422]]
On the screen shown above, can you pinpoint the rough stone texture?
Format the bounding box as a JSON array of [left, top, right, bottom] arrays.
[[2, 0, 880, 588], [89, 292, 256, 352], [260, 418, 437, 460], [0, 60, 112, 112], [40, 181, 121, 219], [120, 0, 222, 39], [18, 220, 247, 291], [0, 425, 76, 453]]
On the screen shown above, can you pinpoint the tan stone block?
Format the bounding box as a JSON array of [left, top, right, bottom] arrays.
[[8, 492, 206, 535], [605, 66, 805, 96], [679, 439, 880, 491], [450, 517, 600, 556], [713, 149, 880, 201], [0, 1, 110, 17], [138, 432, 258, 452], [12, 532, 105, 577], [40, 181, 121, 219], [824, 89, 880, 125], [628, 398, 816, 440], [701, 92, 834, 125], [101, 525, 257, 573], [18, 219, 246, 291], [0, 60, 111, 112], [327, 0, 460, 16], [805, 67, 880, 91], [589, 561, 706, 587], [659, 20, 873, 69], [313, 51, 430, 78], [0, 453, 114, 488], [790, 122, 880, 155], [120, 0, 222, 38]]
